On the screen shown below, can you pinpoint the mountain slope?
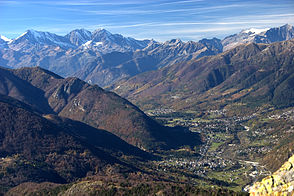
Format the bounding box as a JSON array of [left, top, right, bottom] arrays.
[[0, 66, 201, 150], [0, 94, 149, 188], [0, 67, 54, 113], [111, 39, 294, 111]]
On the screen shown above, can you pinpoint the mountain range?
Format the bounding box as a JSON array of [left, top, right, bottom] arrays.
[[111, 39, 294, 111], [1, 24, 292, 87]]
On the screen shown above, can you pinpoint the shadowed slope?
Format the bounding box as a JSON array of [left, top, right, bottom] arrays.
[[0, 94, 152, 188], [0, 66, 201, 151]]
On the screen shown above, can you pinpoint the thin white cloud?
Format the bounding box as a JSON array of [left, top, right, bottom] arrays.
[[0, 0, 20, 5], [1, 0, 293, 42], [60, 3, 246, 16], [222, 13, 294, 21], [0, 0, 203, 7], [1, 0, 151, 6], [92, 13, 294, 29], [153, 0, 204, 6], [160, 27, 244, 35]]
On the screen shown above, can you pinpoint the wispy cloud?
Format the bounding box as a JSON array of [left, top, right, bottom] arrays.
[[5, 0, 154, 6], [60, 3, 246, 16], [1, 0, 293, 42], [149, 27, 244, 35], [0, 0, 203, 7], [0, 0, 20, 5], [152, 0, 204, 6], [93, 12, 294, 29]]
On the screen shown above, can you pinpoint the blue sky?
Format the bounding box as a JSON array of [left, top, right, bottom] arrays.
[[0, 0, 293, 41]]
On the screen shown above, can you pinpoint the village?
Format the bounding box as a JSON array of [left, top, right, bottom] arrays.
[[148, 107, 283, 190]]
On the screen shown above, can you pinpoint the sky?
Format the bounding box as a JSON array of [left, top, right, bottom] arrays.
[[0, 0, 294, 42]]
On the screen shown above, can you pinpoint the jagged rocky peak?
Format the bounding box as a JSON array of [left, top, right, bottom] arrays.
[[165, 38, 183, 45], [199, 37, 223, 52], [88, 28, 151, 51], [65, 28, 92, 46], [261, 23, 294, 42], [92, 28, 112, 39]]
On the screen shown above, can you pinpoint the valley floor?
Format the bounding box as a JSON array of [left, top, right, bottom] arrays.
[[146, 105, 294, 192], [4, 105, 294, 195]]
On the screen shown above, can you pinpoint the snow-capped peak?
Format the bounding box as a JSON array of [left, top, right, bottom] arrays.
[[0, 35, 12, 42], [15, 31, 29, 40], [11, 29, 75, 49], [242, 28, 270, 35], [28, 29, 42, 38], [15, 29, 48, 40], [68, 29, 92, 38]]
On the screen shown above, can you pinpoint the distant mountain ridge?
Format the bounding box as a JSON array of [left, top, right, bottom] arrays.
[[5, 28, 151, 52], [111, 39, 294, 111], [74, 37, 223, 86], [0, 28, 224, 86], [222, 24, 294, 51], [9, 29, 76, 50], [0, 24, 293, 87]]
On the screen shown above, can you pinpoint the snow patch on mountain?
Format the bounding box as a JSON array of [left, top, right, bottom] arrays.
[[0, 35, 12, 42], [243, 28, 270, 34], [94, 42, 103, 46], [222, 25, 294, 51]]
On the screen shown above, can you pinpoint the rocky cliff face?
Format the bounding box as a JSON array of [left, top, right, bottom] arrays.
[[249, 155, 294, 195]]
